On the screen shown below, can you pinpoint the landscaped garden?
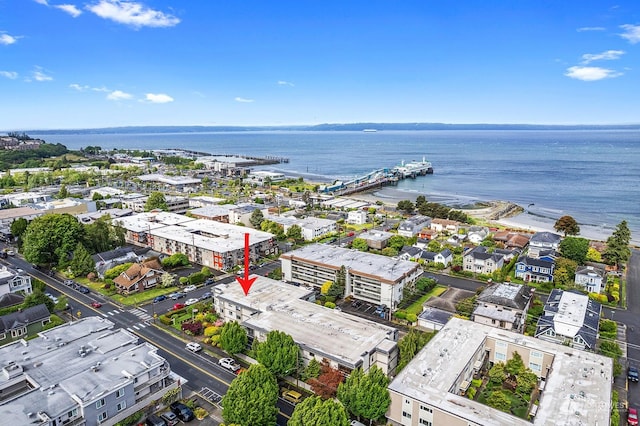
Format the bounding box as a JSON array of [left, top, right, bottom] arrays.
[[469, 352, 539, 420]]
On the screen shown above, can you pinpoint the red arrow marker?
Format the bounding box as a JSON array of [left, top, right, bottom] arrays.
[[236, 232, 257, 296]]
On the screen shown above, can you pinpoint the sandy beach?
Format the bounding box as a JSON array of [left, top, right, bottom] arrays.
[[347, 189, 638, 246]]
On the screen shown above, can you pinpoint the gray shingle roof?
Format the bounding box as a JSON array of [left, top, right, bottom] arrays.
[[0, 304, 50, 333]]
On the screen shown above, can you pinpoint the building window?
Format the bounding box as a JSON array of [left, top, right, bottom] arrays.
[[116, 388, 125, 398], [117, 401, 127, 411], [529, 362, 542, 372], [531, 350, 542, 358], [67, 408, 78, 418], [96, 398, 105, 409], [420, 405, 433, 413], [402, 411, 412, 419], [495, 352, 506, 361], [419, 419, 433, 426], [97, 412, 108, 422], [11, 327, 27, 338]]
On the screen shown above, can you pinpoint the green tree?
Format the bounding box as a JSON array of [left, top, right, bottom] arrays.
[[83, 215, 125, 254], [350, 238, 368, 252], [161, 272, 176, 288], [397, 330, 434, 371], [54, 295, 69, 311], [554, 215, 580, 236], [249, 209, 264, 228], [22, 213, 85, 268], [486, 390, 512, 412], [604, 221, 632, 268], [286, 224, 303, 241], [337, 366, 390, 423], [22, 290, 54, 312], [504, 351, 525, 376], [289, 396, 349, 426], [388, 235, 407, 251], [255, 330, 299, 377], [161, 253, 190, 268], [219, 321, 248, 355], [10, 217, 29, 242], [381, 247, 398, 257], [57, 184, 69, 199], [553, 257, 578, 288], [301, 358, 322, 382], [221, 364, 278, 426], [559, 236, 589, 264], [488, 362, 506, 385], [586, 247, 603, 262], [69, 243, 95, 276], [397, 200, 414, 214], [145, 191, 168, 211], [326, 282, 344, 299], [104, 262, 133, 280]]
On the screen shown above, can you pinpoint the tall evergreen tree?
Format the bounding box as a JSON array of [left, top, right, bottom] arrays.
[[221, 364, 278, 426], [145, 191, 168, 211], [338, 366, 390, 423], [219, 321, 248, 356], [69, 242, 95, 276], [289, 396, 349, 426], [604, 220, 632, 267], [255, 330, 299, 376]]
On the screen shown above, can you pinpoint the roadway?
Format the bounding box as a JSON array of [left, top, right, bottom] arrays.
[[2, 255, 294, 425]]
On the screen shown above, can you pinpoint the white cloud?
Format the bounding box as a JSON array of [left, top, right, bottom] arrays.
[[86, 0, 180, 28], [581, 49, 625, 64], [69, 83, 90, 91], [107, 90, 133, 100], [235, 97, 254, 103], [144, 93, 174, 103], [0, 71, 18, 79], [577, 26, 605, 32], [0, 32, 19, 45], [92, 86, 110, 92], [34, 0, 49, 5], [620, 24, 640, 44], [565, 66, 623, 81], [55, 4, 82, 17], [33, 68, 53, 81], [277, 80, 295, 87]]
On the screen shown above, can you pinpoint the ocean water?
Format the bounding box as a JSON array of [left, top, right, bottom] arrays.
[[33, 129, 640, 241]]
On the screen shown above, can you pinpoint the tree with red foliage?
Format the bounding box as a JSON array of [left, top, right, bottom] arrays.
[[308, 363, 344, 399], [181, 321, 203, 336]]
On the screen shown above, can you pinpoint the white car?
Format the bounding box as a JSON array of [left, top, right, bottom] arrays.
[[185, 298, 199, 306], [219, 357, 241, 372], [183, 285, 197, 293], [185, 342, 202, 352]]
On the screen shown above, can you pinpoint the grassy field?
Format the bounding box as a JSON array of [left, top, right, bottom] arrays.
[[405, 285, 447, 315]]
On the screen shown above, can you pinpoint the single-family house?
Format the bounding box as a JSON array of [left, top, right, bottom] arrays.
[[359, 230, 393, 250], [528, 231, 562, 258], [399, 246, 422, 261], [575, 265, 606, 294], [347, 210, 368, 225], [463, 246, 505, 275], [430, 218, 460, 234], [113, 259, 164, 294], [472, 282, 533, 333], [398, 215, 432, 237], [493, 231, 531, 250], [0, 266, 32, 296], [447, 234, 467, 245], [493, 248, 519, 263], [421, 249, 453, 267], [92, 246, 140, 278], [0, 303, 50, 345], [417, 228, 438, 240], [535, 289, 601, 351], [466, 226, 490, 244], [515, 255, 555, 283]]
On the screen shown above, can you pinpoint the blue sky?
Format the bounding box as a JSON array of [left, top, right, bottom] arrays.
[[1, 0, 639, 129]]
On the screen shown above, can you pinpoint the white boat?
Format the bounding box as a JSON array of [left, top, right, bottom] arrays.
[[362, 129, 378, 132]]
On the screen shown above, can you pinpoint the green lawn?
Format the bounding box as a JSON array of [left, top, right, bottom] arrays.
[[405, 285, 447, 315], [77, 278, 179, 306]]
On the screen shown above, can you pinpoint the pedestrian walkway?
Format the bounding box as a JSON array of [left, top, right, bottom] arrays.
[[130, 306, 154, 322]]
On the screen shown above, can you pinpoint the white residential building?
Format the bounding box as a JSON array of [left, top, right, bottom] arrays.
[[213, 277, 399, 375], [264, 215, 337, 241], [397, 215, 431, 237], [0, 317, 180, 426], [347, 210, 368, 225], [574, 265, 606, 294], [0, 266, 32, 296], [280, 244, 421, 310]]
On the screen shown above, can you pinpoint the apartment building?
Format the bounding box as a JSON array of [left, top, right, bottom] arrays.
[[280, 244, 421, 310], [0, 317, 179, 426], [213, 277, 399, 375]]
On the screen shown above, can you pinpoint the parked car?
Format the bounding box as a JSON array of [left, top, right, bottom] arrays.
[[145, 414, 167, 426], [90, 301, 102, 308], [185, 298, 199, 306], [169, 402, 194, 422], [183, 285, 197, 293], [169, 292, 185, 300], [200, 292, 212, 300], [172, 303, 185, 311], [629, 366, 640, 382], [64, 279, 75, 286], [159, 412, 178, 426], [350, 421, 366, 426], [281, 389, 303, 404], [347, 231, 355, 237], [219, 357, 241, 373], [153, 295, 167, 303], [629, 407, 638, 426], [351, 300, 362, 308], [205, 277, 215, 285], [77, 286, 90, 294], [5, 249, 14, 256], [160, 412, 178, 426], [185, 342, 202, 352]]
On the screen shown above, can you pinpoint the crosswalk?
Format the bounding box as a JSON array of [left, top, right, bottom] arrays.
[[101, 307, 154, 333]]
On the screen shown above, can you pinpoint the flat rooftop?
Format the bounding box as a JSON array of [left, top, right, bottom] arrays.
[[389, 317, 612, 426], [0, 317, 167, 422], [281, 244, 419, 283], [214, 277, 397, 368]]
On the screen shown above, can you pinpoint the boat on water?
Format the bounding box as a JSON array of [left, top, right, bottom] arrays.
[[362, 129, 378, 132], [394, 157, 433, 178]]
